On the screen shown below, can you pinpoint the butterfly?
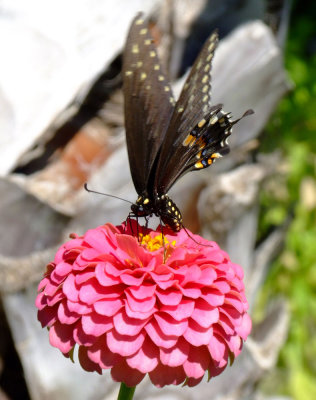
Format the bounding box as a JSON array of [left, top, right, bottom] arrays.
[[123, 13, 253, 232]]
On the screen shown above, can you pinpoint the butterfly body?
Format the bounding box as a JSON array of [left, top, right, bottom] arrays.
[[123, 14, 253, 231], [131, 194, 183, 231]]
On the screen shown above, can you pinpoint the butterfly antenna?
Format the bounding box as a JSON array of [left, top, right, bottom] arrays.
[[84, 183, 133, 205], [182, 225, 213, 248]]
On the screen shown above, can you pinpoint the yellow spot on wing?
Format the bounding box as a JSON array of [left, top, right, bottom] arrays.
[[132, 44, 139, 54], [135, 19, 144, 25], [140, 28, 147, 35], [150, 51, 156, 57], [202, 85, 208, 93], [206, 53, 213, 62], [195, 161, 204, 169], [137, 61, 143, 67], [125, 71, 132, 76], [198, 119, 206, 128], [202, 75, 208, 84], [154, 65, 160, 70], [183, 135, 194, 146], [209, 115, 218, 125], [140, 72, 147, 80], [211, 153, 221, 159], [144, 39, 151, 45], [158, 75, 165, 81], [208, 42, 215, 52]]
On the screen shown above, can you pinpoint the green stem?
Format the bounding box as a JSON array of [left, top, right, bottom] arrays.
[[117, 383, 136, 400]]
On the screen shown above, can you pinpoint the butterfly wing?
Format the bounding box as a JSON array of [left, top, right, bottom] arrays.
[[153, 31, 219, 193], [154, 31, 253, 194], [123, 14, 175, 196]]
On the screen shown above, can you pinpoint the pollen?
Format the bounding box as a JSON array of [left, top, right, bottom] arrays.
[[139, 233, 175, 252]]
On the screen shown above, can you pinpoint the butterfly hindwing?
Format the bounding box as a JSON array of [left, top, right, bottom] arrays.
[[123, 13, 175, 195], [154, 31, 223, 193]]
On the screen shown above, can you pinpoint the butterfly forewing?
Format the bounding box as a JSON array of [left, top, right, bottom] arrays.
[[123, 13, 175, 195], [154, 31, 221, 193]]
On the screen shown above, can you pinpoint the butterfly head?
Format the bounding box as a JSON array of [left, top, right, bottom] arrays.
[[131, 195, 154, 217]]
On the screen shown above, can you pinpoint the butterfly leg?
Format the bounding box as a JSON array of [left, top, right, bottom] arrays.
[[125, 212, 136, 236], [158, 216, 167, 262]]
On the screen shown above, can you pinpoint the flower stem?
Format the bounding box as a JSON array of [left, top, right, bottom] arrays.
[[117, 383, 136, 400]]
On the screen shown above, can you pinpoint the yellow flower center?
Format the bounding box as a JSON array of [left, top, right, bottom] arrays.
[[139, 233, 176, 252]]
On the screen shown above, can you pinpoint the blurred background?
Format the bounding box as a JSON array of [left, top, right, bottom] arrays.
[[0, 0, 315, 399]]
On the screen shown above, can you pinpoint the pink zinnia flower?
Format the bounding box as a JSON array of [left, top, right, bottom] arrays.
[[36, 220, 251, 388]]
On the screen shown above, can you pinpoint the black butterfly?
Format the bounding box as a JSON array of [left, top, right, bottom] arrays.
[[123, 13, 253, 232]]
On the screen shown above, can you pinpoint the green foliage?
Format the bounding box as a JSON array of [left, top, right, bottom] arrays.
[[257, 3, 316, 399]]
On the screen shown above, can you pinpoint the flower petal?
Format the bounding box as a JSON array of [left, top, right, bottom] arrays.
[[81, 314, 113, 336], [78, 345, 102, 374], [154, 312, 188, 337], [126, 336, 159, 373], [145, 320, 178, 349], [49, 321, 76, 354], [184, 319, 213, 346], [107, 329, 146, 357], [111, 359, 145, 387], [183, 346, 210, 379], [160, 336, 190, 367], [149, 364, 186, 387], [94, 298, 124, 317], [113, 309, 149, 336], [191, 299, 219, 328]]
